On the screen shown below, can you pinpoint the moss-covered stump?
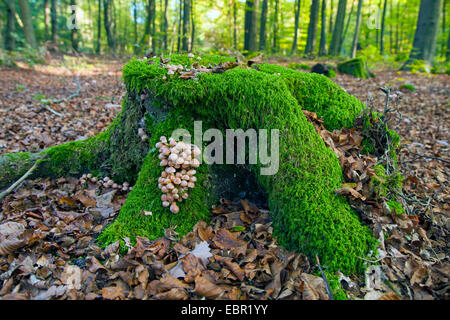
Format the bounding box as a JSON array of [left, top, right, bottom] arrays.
[[0, 54, 377, 274], [337, 57, 375, 79]]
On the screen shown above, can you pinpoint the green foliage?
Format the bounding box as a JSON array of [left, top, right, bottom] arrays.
[[370, 164, 404, 199], [406, 59, 432, 74], [337, 57, 375, 79], [115, 55, 377, 274]]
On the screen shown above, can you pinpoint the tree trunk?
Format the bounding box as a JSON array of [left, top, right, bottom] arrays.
[[341, 0, 355, 52], [151, 0, 156, 52], [233, 1, 238, 49], [329, 0, 334, 34], [272, 0, 279, 53], [18, 0, 37, 49], [140, 0, 154, 50], [259, 0, 268, 51], [50, 0, 57, 42], [5, 0, 16, 51], [329, 0, 346, 56], [244, 0, 259, 52], [319, 0, 327, 55], [305, 0, 320, 55], [446, 31, 450, 61], [104, 0, 116, 52], [96, 0, 101, 54], [177, 0, 182, 52], [351, 0, 363, 58], [163, 0, 168, 50], [379, 0, 387, 55], [70, 0, 79, 52], [182, 0, 191, 51], [291, 0, 302, 55], [44, 0, 50, 39], [191, 1, 195, 51], [405, 0, 443, 66]]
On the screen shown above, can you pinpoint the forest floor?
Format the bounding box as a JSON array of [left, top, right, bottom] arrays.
[[0, 55, 448, 300]]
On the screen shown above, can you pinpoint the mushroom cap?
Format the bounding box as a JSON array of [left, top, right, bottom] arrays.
[[170, 203, 179, 214]]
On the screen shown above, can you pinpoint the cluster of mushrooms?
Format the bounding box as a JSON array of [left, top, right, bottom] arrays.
[[156, 136, 201, 214], [138, 128, 148, 142], [80, 173, 132, 192]]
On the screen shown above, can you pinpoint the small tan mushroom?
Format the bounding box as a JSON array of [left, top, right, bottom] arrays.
[[170, 202, 179, 214]]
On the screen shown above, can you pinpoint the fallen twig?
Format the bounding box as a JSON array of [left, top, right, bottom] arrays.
[[0, 158, 43, 201], [315, 255, 334, 300]]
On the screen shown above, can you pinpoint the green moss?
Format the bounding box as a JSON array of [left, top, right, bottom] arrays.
[[288, 63, 312, 71], [325, 272, 348, 300], [337, 57, 375, 79], [257, 64, 364, 130], [399, 84, 416, 92], [386, 200, 405, 215], [98, 110, 212, 246], [108, 57, 378, 274]]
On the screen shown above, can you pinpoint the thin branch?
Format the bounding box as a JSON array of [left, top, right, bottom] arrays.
[[315, 255, 334, 300], [0, 158, 44, 201]]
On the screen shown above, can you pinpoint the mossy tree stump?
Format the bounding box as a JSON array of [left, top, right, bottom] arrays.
[[0, 54, 377, 274], [337, 57, 375, 79]]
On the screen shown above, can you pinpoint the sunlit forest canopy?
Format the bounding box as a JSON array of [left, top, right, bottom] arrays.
[[1, 0, 448, 64]]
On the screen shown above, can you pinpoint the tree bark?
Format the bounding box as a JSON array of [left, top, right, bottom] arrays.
[[5, 0, 16, 51], [96, 0, 101, 54], [406, 0, 443, 66], [177, 0, 182, 52], [163, 0, 168, 50], [70, 0, 79, 52], [18, 0, 37, 49], [329, 0, 346, 56], [319, 0, 327, 55], [140, 0, 154, 50], [51, 0, 57, 42], [244, 0, 259, 52], [305, 0, 321, 55], [44, 0, 50, 39], [351, 0, 363, 58], [272, 0, 279, 53], [341, 0, 355, 52], [233, 0, 237, 49], [104, 0, 116, 52], [379, 0, 387, 55], [291, 0, 302, 55], [182, 0, 191, 51], [259, 0, 268, 51]]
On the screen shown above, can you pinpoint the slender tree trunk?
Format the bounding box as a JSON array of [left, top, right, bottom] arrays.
[[151, 0, 156, 52], [446, 31, 450, 61], [5, 0, 16, 51], [380, 0, 387, 55], [259, 0, 268, 50], [272, 0, 279, 53], [191, 1, 195, 50], [340, 0, 355, 52], [291, 0, 302, 54], [18, 0, 37, 49], [244, 0, 259, 52], [177, 0, 182, 52], [329, 0, 346, 55], [163, 0, 168, 50], [305, 0, 320, 55], [140, 0, 154, 49], [104, 0, 116, 52], [44, 0, 50, 39], [70, 0, 79, 52], [329, 0, 334, 34], [350, 0, 363, 58], [233, 1, 237, 49], [405, 0, 443, 66], [50, 0, 57, 42], [182, 0, 191, 51], [96, 0, 101, 53], [319, 0, 327, 55]]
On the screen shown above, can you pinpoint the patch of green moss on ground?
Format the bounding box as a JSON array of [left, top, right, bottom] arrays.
[[115, 58, 377, 274], [325, 272, 348, 300], [257, 63, 364, 130], [337, 57, 375, 79]]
